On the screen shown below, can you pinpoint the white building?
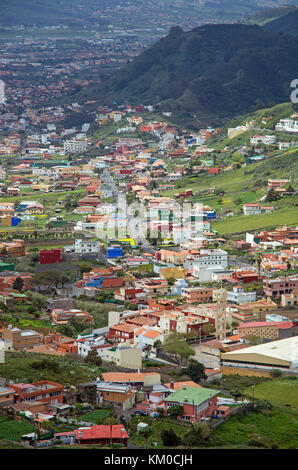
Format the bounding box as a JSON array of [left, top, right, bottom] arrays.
[[64, 139, 88, 154], [275, 119, 298, 133], [74, 239, 100, 254], [227, 286, 256, 304], [250, 135, 276, 145], [77, 335, 106, 358], [184, 249, 228, 270]]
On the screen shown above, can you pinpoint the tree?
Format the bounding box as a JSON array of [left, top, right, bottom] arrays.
[[167, 404, 184, 417], [84, 349, 102, 367], [59, 273, 71, 288], [245, 335, 263, 346], [162, 332, 195, 364], [161, 429, 180, 446], [269, 369, 282, 378], [183, 359, 206, 382], [201, 323, 216, 337], [183, 421, 211, 447], [12, 277, 24, 292], [265, 188, 281, 202], [139, 426, 152, 447]]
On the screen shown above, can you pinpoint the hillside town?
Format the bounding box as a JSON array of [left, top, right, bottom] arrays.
[[0, 95, 297, 450], [0, 0, 297, 452]]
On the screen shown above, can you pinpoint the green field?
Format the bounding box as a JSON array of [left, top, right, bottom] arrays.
[[0, 416, 35, 442], [79, 409, 113, 424], [212, 207, 298, 235], [0, 352, 100, 386], [244, 379, 298, 408], [211, 406, 298, 449]]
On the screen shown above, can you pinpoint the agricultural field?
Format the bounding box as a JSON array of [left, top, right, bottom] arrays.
[[211, 406, 298, 449], [0, 416, 35, 442], [211, 207, 298, 235], [78, 409, 113, 424], [243, 378, 298, 408]]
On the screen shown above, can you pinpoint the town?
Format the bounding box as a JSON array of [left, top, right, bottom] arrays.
[[0, 0, 297, 452], [0, 96, 297, 450]]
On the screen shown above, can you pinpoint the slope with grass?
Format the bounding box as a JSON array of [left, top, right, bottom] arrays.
[[244, 378, 298, 408], [211, 406, 298, 449], [0, 352, 100, 386]]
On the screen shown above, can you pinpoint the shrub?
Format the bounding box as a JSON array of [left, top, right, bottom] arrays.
[[269, 369, 282, 378]]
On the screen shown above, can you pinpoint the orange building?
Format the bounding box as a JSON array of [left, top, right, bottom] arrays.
[[11, 381, 63, 404]]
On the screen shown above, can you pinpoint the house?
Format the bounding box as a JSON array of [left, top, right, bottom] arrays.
[[281, 289, 298, 307], [1, 326, 43, 351], [0, 386, 15, 405], [184, 249, 228, 270], [263, 275, 298, 298], [55, 425, 128, 446], [101, 372, 160, 388], [227, 286, 256, 304], [96, 381, 137, 410], [11, 380, 63, 404], [164, 385, 218, 422], [182, 287, 214, 304], [103, 343, 142, 370], [243, 204, 275, 216], [107, 323, 136, 343], [51, 309, 94, 325], [232, 270, 259, 284]]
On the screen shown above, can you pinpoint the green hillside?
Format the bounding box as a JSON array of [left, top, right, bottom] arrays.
[[264, 8, 298, 36], [72, 24, 298, 127]]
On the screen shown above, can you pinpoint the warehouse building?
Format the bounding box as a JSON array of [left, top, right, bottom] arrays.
[[221, 336, 298, 371]]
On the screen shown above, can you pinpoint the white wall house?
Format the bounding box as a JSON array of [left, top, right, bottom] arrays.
[[74, 239, 100, 254], [184, 249, 228, 270], [227, 286, 256, 304]]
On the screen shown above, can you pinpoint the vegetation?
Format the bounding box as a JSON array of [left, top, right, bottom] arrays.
[[0, 416, 35, 442], [76, 24, 298, 126], [0, 352, 101, 386]]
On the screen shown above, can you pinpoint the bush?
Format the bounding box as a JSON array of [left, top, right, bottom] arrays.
[[269, 369, 282, 378]]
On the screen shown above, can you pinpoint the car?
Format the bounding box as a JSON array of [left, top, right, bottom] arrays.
[[134, 410, 148, 416]]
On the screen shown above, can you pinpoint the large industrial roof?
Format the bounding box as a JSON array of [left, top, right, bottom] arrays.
[[222, 336, 298, 367]]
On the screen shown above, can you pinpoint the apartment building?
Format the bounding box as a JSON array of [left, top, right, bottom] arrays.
[[64, 139, 88, 154], [263, 275, 298, 298], [11, 380, 63, 404], [73, 239, 100, 254], [227, 286, 257, 304], [184, 249, 228, 270], [182, 287, 214, 304]]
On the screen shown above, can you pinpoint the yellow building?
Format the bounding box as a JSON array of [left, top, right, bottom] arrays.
[[159, 266, 185, 280]]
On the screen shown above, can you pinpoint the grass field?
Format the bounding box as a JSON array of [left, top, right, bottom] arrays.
[[79, 409, 113, 424], [211, 406, 298, 449], [243, 378, 298, 408], [0, 416, 35, 442], [0, 352, 100, 386], [211, 207, 298, 234]]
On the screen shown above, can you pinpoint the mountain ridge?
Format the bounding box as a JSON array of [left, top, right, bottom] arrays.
[[72, 23, 298, 127]]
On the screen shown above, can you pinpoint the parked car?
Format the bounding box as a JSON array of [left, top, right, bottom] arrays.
[[134, 410, 148, 416]]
